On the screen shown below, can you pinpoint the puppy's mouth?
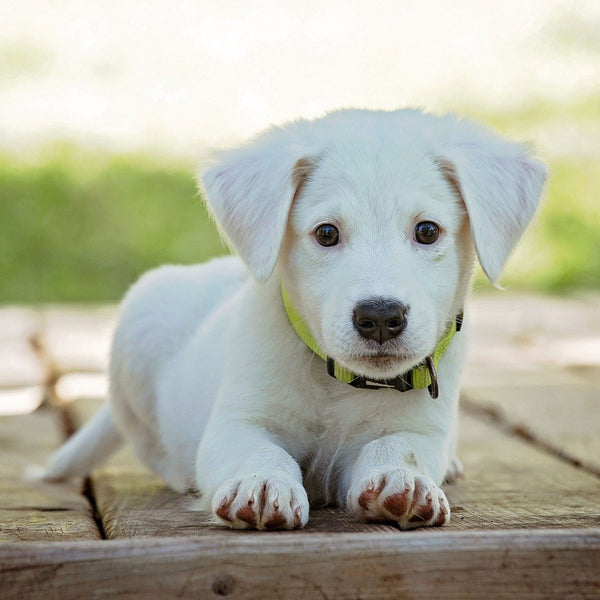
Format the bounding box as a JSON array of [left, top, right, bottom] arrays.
[[347, 349, 419, 377], [363, 352, 404, 367], [323, 326, 423, 379]]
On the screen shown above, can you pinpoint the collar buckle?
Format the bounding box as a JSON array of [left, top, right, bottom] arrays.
[[350, 373, 414, 392], [328, 356, 414, 392], [425, 356, 439, 399]]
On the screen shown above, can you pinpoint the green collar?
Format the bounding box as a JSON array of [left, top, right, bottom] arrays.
[[281, 284, 462, 399]]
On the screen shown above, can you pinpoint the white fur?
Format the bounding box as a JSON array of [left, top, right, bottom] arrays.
[[43, 109, 546, 530]]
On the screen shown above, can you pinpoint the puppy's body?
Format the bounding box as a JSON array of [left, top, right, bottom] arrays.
[[44, 109, 545, 530]]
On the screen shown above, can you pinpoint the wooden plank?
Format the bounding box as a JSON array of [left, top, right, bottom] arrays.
[[93, 468, 400, 538], [465, 293, 600, 373], [462, 367, 600, 474], [0, 407, 101, 542], [0, 386, 44, 417], [0, 529, 598, 599], [0, 307, 44, 388], [72, 399, 600, 537], [445, 412, 600, 530]]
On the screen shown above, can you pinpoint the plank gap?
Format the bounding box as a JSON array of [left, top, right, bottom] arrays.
[[460, 394, 600, 479], [52, 391, 109, 540], [0, 404, 104, 542], [61, 400, 108, 540], [82, 477, 108, 540]]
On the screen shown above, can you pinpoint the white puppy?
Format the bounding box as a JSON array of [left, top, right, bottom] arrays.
[[44, 109, 546, 530]]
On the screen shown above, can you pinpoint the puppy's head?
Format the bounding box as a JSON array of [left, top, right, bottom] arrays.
[[201, 110, 546, 380]]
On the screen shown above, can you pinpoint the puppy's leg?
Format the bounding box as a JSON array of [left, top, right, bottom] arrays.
[[345, 432, 450, 529], [443, 416, 464, 483], [443, 455, 464, 484], [196, 422, 309, 531]]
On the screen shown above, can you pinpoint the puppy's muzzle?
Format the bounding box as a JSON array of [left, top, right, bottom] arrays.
[[352, 298, 408, 344]]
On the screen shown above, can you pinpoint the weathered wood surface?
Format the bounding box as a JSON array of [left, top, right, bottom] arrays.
[[0, 294, 599, 598], [71, 399, 600, 538], [446, 412, 600, 529], [0, 407, 100, 542], [462, 367, 600, 474], [0, 307, 44, 388], [1, 529, 599, 600], [465, 293, 600, 373]]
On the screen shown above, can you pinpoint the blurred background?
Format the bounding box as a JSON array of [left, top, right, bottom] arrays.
[[1, 0, 599, 302]]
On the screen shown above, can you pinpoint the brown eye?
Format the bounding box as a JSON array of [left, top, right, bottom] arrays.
[[315, 224, 340, 247], [414, 221, 440, 245]]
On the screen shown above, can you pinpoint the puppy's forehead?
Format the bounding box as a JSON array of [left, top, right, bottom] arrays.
[[298, 136, 450, 222]]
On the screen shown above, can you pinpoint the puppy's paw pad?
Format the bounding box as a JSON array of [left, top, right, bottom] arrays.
[[382, 487, 412, 519], [348, 469, 450, 529], [356, 478, 386, 512], [348, 468, 411, 520], [212, 474, 309, 530]]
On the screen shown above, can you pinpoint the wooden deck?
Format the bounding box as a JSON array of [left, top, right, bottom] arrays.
[[1, 294, 599, 599]]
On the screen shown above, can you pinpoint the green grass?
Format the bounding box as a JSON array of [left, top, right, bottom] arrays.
[[0, 147, 226, 302], [475, 157, 600, 293], [0, 140, 598, 303], [464, 94, 600, 132]]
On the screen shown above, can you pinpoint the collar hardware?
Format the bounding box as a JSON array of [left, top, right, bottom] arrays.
[[425, 356, 439, 399], [326, 353, 439, 398], [282, 284, 460, 399], [455, 311, 464, 332]]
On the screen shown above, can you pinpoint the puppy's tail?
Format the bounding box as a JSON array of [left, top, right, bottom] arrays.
[[42, 403, 124, 481]]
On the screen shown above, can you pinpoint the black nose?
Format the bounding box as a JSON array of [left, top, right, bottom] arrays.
[[352, 298, 408, 344]]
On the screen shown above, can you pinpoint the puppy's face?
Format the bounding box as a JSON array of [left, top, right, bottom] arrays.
[[202, 109, 546, 380], [280, 143, 470, 380]]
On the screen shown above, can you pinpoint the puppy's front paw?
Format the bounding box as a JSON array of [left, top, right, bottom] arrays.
[[212, 473, 309, 530], [347, 468, 450, 529]]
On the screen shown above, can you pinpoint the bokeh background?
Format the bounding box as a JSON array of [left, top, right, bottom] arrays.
[[1, 0, 599, 302]]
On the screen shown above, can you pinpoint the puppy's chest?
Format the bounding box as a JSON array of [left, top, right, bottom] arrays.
[[299, 392, 406, 505], [274, 383, 409, 445], [261, 382, 417, 503]]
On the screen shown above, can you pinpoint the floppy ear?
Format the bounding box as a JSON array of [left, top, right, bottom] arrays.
[[437, 128, 547, 284], [201, 129, 314, 281]]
